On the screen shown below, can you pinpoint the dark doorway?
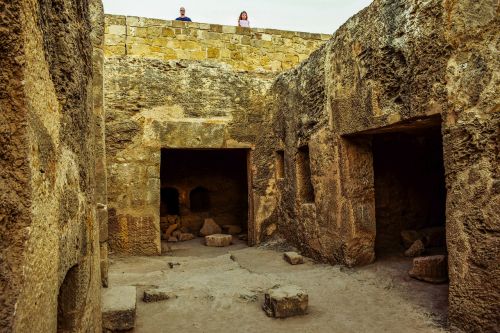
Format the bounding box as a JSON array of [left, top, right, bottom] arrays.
[[373, 126, 447, 256], [161, 187, 180, 215], [160, 149, 250, 239], [57, 265, 81, 332], [190, 186, 210, 212]]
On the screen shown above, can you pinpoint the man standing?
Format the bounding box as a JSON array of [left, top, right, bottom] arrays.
[[176, 7, 192, 21]]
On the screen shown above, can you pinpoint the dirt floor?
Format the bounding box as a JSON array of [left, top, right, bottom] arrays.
[[108, 238, 448, 333]]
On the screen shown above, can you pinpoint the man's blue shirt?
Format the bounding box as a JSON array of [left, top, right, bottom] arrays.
[[176, 17, 192, 22]]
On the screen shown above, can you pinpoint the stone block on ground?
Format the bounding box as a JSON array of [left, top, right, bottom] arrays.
[[102, 286, 136, 331], [404, 239, 425, 257], [409, 255, 448, 283], [283, 252, 304, 265], [205, 234, 232, 247], [164, 223, 178, 239], [200, 218, 222, 236], [143, 287, 177, 303], [178, 232, 195, 241], [222, 224, 243, 235], [263, 285, 308, 318]]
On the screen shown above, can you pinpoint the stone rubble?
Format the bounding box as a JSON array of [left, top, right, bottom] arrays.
[[143, 287, 177, 303], [263, 285, 308, 318], [283, 252, 304, 265], [205, 234, 233, 247], [200, 218, 222, 236], [404, 239, 425, 257], [409, 255, 448, 284]]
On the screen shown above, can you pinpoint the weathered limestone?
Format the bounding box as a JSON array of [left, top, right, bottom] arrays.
[[409, 255, 448, 284], [205, 234, 233, 247], [404, 240, 425, 258], [143, 287, 177, 303], [266, 0, 499, 331], [105, 57, 273, 255], [283, 252, 304, 265], [263, 285, 308, 318], [0, 0, 104, 331], [200, 218, 222, 236], [102, 286, 137, 331]]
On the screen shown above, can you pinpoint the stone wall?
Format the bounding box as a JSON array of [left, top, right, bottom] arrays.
[[104, 58, 275, 255], [266, 0, 499, 331], [0, 0, 104, 331], [104, 15, 330, 72]]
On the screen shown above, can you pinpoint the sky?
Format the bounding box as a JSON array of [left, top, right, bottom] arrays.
[[102, 0, 373, 34]]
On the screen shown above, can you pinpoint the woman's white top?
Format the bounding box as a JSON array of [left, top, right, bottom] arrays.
[[239, 20, 250, 28]]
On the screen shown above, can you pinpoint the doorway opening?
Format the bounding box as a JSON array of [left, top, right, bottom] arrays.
[[57, 265, 81, 333], [160, 149, 251, 245], [372, 126, 447, 258]]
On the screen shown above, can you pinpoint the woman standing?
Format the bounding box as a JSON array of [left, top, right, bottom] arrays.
[[238, 11, 250, 28]]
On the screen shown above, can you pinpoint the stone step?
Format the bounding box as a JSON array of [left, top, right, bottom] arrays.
[[102, 286, 136, 332]]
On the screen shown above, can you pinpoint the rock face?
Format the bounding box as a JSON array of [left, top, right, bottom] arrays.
[[0, 0, 104, 331], [200, 218, 222, 236], [283, 252, 305, 265], [102, 286, 137, 331], [266, 0, 498, 331], [205, 234, 233, 247], [143, 287, 177, 303], [263, 285, 308, 318], [409, 255, 448, 284]]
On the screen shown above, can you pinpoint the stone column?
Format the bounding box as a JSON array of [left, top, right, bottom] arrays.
[[90, 0, 109, 287]]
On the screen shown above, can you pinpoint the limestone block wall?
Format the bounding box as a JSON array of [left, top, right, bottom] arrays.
[[104, 15, 330, 72], [0, 0, 104, 331], [104, 57, 275, 255], [265, 0, 499, 331]]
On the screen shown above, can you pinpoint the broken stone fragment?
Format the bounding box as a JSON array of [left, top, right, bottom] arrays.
[[102, 286, 136, 331], [200, 218, 222, 236], [178, 232, 195, 241], [222, 224, 243, 235], [143, 287, 177, 303], [164, 223, 178, 239], [283, 251, 304, 265], [205, 234, 232, 247], [168, 236, 178, 242], [263, 285, 308, 318], [404, 239, 425, 257], [409, 255, 448, 284], [401, 230, 422, 248]]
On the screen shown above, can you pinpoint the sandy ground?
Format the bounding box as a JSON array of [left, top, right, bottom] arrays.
[[108, 238, 448, 333]]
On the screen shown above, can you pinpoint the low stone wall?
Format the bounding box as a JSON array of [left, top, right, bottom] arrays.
[[104, 15, 330, 72]]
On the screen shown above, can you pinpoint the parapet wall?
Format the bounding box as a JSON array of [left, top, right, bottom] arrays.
[[104, 15, 330, 72]]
